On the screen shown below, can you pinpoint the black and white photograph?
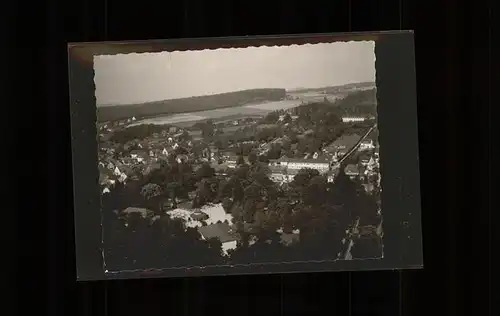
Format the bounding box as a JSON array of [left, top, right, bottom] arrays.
[[69, 32, 422, 279], [94, 40, 385, 272]]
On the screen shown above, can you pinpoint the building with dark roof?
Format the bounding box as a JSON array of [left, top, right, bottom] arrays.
[[344, 164, 360, 178], [197, 222, 240, 255]]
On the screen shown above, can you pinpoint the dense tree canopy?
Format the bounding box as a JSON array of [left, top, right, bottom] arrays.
[[102, 152, 380, 266], [103, 211, 226, 270]]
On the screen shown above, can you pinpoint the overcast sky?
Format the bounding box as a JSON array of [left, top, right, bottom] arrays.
[[94, 41, 375, 106]]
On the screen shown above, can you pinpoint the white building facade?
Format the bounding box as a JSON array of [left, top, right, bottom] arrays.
[[279, 159, 330, 174], [342, 116, 366, 123], [359, 139, 376, 151]]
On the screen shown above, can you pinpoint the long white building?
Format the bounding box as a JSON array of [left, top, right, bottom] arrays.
[[276, 157, 331, 173], [342, 116, 366, 123]]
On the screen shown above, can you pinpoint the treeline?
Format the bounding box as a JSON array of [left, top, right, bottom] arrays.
[[109, 124, 167, 144], [289, 89, 377, 121], [324, 82, 376, 94], [334, 88, 378, 116], [290, 82, 375, 94], [291, 88, 377, 117], [97, 88, 287, 122]]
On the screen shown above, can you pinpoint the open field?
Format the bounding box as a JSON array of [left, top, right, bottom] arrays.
[[242, 99, 309, 110], [128, 99, 305, 127]]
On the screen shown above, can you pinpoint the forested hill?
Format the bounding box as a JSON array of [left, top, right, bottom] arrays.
[[336, 87, 377, 106], [97, 88, 287, 122], [334, 88, 377, 116]]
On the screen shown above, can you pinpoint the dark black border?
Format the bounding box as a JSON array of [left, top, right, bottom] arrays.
[[68, 31, 422, 281]]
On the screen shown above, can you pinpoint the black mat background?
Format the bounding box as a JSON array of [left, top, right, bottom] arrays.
[[10, 0, 493, 315]]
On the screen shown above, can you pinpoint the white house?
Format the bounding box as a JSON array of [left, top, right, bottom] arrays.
[[362, 183, 375, 193], [284, 169, 300, 182], [359, 139, 375, 151], [342, 116, 366, 123], [327, 173, 335, 183], [118, 173, 128, 183], [360, 157, 371, 166], [365, 157, 378, 175], [270, 173, 286, 182], [268, 167, 301, 183], [325, 167, 341, 183], [199, 203, 233, 225], [269, 165, 287, 182], [330, 152, 340, 163], [166, 209, 203, 228], [367, 156, 376, 168], [226, 156, 241, 168]]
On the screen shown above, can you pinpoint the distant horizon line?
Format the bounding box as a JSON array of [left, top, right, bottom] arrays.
[[97, 81, 376, 107]]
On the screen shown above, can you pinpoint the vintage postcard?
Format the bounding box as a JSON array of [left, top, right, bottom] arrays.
[[69, 32, 422, 280]]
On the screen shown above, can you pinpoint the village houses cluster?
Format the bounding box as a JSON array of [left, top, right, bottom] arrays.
[[97, 108, 381, 255]]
